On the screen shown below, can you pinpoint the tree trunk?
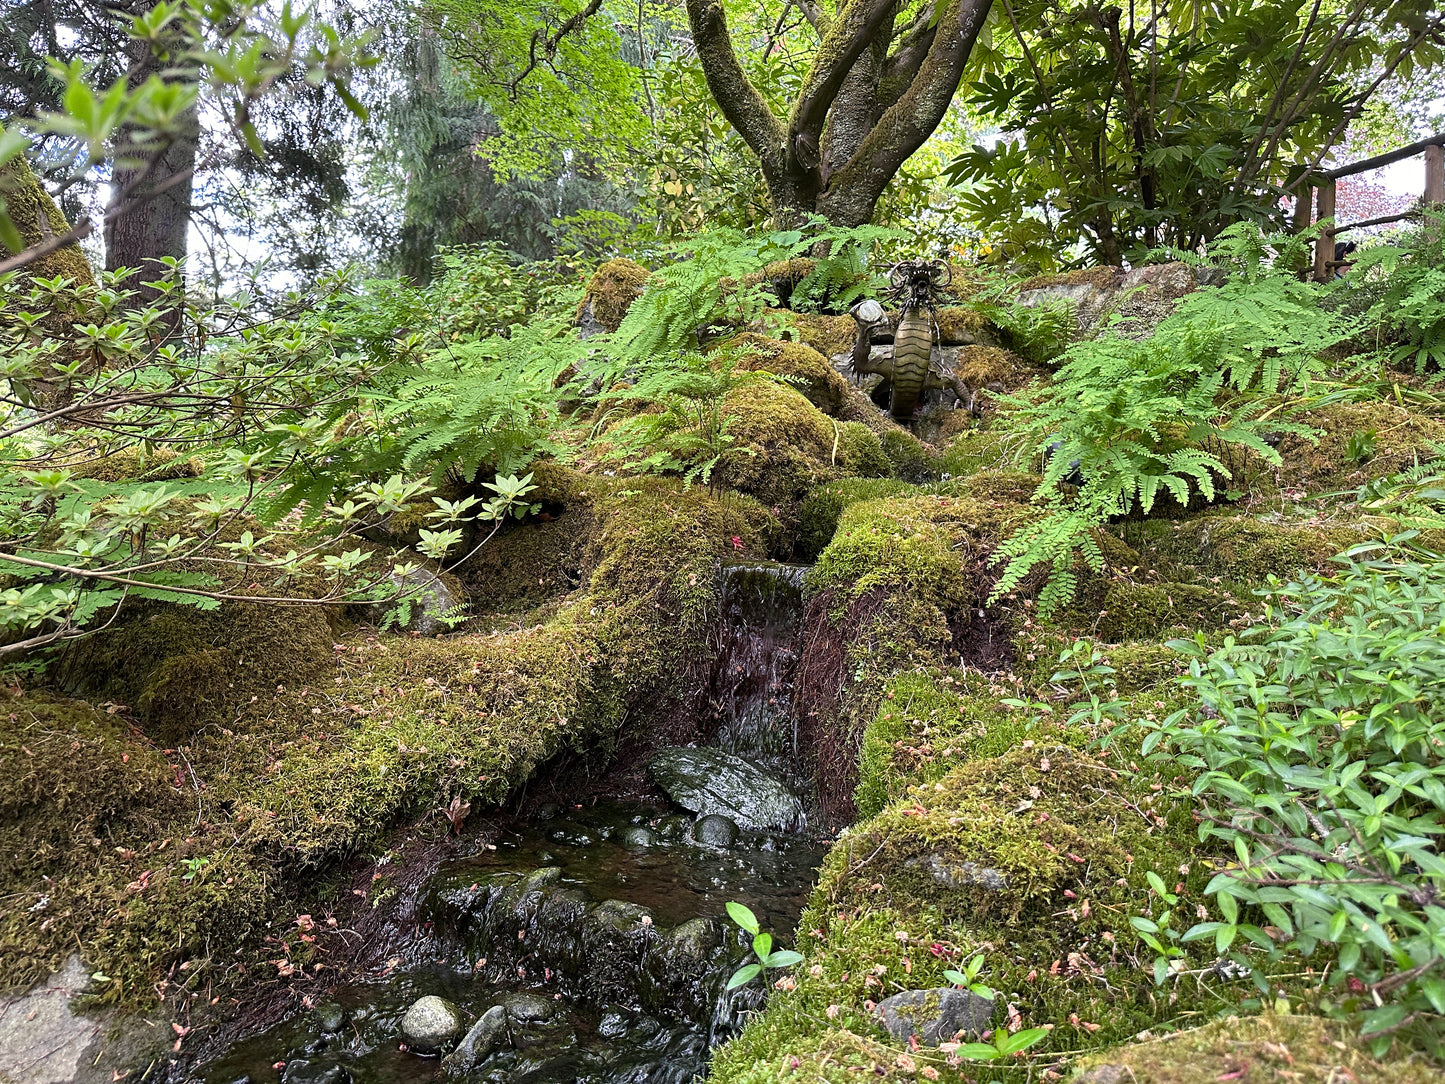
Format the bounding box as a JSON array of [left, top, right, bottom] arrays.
[[104, 5, 198, 316]]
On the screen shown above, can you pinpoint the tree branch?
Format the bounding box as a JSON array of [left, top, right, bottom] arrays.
[[684, 0, 789, 173], [877, 2, 941, 113], [822, 0, 994, 226], [792, 0, 900, 146]]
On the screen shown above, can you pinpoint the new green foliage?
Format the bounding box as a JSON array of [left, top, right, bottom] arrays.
[[1130, 539, 1445, 1054]]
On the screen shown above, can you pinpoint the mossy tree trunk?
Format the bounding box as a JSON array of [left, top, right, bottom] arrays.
[[685, 0, 994, 227], [0, 157, 96, 287]]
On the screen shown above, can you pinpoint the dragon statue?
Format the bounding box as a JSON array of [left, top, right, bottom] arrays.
[[847, 258, 974, 421]]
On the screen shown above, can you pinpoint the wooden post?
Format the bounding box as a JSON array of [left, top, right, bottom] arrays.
[[1291, 186, 1314, 233], [1314, 178, 1336, 282], [1426, 144, 1444, 207]]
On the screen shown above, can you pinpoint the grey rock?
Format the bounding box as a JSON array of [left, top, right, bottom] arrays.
[[655, 815, 690, 840], [441, 1005, 507, 1074], [0, 956, 170, 1084], [534, 802, 562, 821], [315, 1002, 346, 1034], [648, 748, 804, 831], [874, 987, 995, 1047], [502, 992, 556, 1025], [1072, 1068, 1131, 1084], [596, 1010, 630, 1040], [619, 825, 659, 848], [905, 853, 1009, 892], [690, 814, 739, 848], [366, 568, 465, 636], [400, 995, 463, 1055]]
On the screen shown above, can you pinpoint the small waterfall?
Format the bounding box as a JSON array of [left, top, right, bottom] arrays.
[[707, 561, 809, 781]]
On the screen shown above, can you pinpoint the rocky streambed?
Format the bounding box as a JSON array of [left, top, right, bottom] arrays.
[[194, 562, 827, 1084]]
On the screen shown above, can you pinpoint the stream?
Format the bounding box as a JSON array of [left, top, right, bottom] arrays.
[[195, 561, 825, 1084]]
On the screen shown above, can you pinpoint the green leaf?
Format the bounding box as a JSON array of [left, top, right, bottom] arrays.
[[725, 963, 761, 990], [726, 901, 759, 935]]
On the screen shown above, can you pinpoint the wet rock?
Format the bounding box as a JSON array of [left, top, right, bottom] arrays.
[[690, 814, 738, 848], [535, 802, 562, 821], [655, 815, 690, 840], [314, 1002, 346, 1034], [547, 823, 596, 846], [667, 917, 722, 959], [597, 1011, 631, 1040], [619, 826, 659, 848], [649, 748, 804, 831], [400, 995, 463, 1055], [441, 1005, 507, 1074], [904, 853, 1009, 892], [282, 1062, 349, 1084], [874, 988, 994, 1047], [503, 993, 556, 1025]]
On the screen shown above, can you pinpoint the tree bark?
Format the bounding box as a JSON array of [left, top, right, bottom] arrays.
[[686, 0, 994, 228], [103, 2, 198, 316]]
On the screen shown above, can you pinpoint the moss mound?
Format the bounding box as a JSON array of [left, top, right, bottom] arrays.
[[2, 469, 769, 1006], [70, 447, 206, 483], [1276, 400, 1445, 493], [730, 333, 854, 415], [1116, 512, 1375, 588], [712, 747, 1217, 1081], [935, 306, 993, 344], [576, 258, 649, 333], [1070, 1012, 1441, 1084], [0, 157, 95, 286], [1019, 267, 1124, 293], [788, 311, 858, 359], [717, 381, 841, 506]]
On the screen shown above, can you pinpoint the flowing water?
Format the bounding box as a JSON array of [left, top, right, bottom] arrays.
[[195, 561, 822, 1084]]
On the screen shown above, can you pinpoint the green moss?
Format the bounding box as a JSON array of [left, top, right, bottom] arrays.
[[938, 427, 1033, 478], [729, 333, 854, 415], [60, 601, 338, 744], [712, 748, 1222, 1082], [8, 468, 771, 1006], [1116, 512, 1376, 588], [879, 428, 936, 482], [717, 381, 839, 507], [0, 158, 95, 285], [1276, 400, 1445, 494], [855, 671, 1065, 818], [1096, 582, 1243, 642], [935, 306, 992, 343], [1097, 642, 1195, 694], [1070, 1012, 1442, 1084], [809, 494, 1026, 611], [576, 258, 649, 332], [795, 478, 919, 562], [835, 421, 891, 480], [787, 311, 858, 359], [70, 447, 205, 483]]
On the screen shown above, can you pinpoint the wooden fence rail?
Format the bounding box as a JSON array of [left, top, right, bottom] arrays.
[[1297, 133, 1445, 281]]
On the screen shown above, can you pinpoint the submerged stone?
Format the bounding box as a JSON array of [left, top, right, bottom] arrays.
[[441, 1005, 507, 1075], [649, 748, 804, 831], [400, 995, 463, 1055], [314, 1002, 346, 1034], [904, 853, 1009, 892], [503, 993, 556, 1025], [620, 825, 660, 848], [691, 814, 739, 848], [874, 988, 994, 1047]]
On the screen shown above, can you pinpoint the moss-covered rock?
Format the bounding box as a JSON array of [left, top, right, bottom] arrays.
[[575, 258, 649, 334], [711, 747, 1219, 1081], [1276, 400, 1445, 494], [1070, 1012, 1441, 1084], [1115, 511, 1376, 588], [934, 306, 993, 345], [4, 469, 771, 1006], [729, 333, 854, 415], [1096, 581, 1244, 642], [716, 381, 840, 507], [69, 447, 205, 483], [795, 478, 920, 562], [788, 311, 858, 359], [60, 601, 338, 744]]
